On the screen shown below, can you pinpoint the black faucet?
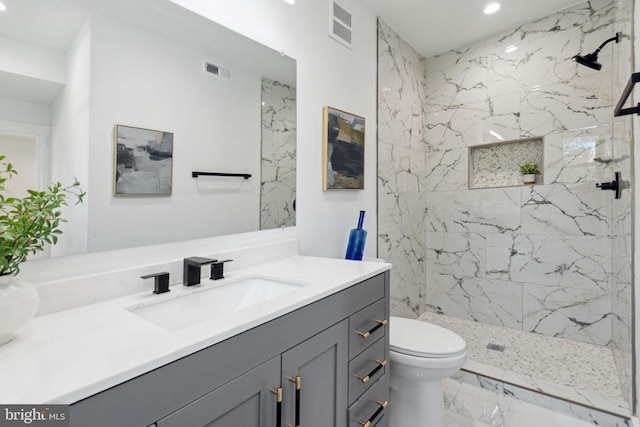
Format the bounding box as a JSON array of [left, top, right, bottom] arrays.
[[141, 272, 170, 294], [183, 257, 217, 286]]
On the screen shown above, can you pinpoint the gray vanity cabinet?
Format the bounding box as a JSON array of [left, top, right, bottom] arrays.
[[156, 356, 281, 427], [281, 320, 349, 427], [156, 321, 349, 427], [69, 271, 389, 427]]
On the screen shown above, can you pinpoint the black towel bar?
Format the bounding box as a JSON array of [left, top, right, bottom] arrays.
[[192, 171, 251, 179], [614, 72, 640, 117]]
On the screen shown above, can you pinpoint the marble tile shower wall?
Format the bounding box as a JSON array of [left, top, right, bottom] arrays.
[[378, 0, 630, 345], [378, 19, 428, 318], [423, 0, 619, 347], [260, 78, 296, 230]]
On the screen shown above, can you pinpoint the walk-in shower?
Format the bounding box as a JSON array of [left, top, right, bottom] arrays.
[[377, 0, 634, 422]]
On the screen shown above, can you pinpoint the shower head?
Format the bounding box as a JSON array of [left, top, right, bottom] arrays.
[[572, 52, 602, 70], [572, 32, 621, 71]]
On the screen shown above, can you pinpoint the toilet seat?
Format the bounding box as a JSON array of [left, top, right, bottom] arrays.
[[390, 316, 466, 358]]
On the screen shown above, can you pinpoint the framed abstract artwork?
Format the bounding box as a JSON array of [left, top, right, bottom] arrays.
[[322, 106, 365, 190], [113, 124, 173, 196]]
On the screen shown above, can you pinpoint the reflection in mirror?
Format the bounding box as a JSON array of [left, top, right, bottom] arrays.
[[260, 78, 296, 230], [0, 0, 296, 259]]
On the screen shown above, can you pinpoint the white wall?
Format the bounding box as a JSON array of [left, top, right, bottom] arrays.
[[0, 98, 51, 126], [50, 17, 91, 256], [169, 0, 379, 259], [0, 34, 66, 83]]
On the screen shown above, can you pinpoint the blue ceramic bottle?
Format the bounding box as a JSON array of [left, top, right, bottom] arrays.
[[345, 210, 367, 260]]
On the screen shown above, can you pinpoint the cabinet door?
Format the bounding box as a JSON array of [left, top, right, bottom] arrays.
[[157, 356, 281, 427], [282, 320, 349, 427]]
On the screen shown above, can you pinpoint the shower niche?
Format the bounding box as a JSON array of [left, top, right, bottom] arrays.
[[469, 137, 544, 189]]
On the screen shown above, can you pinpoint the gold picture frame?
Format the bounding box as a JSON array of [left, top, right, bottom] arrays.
[[322, 106, 365, 190]]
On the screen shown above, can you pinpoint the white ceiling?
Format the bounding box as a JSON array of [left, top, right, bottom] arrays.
[[0, 0, 88, 50], [2, 0, 587, 60], [0, 0, 295, 103], [363, 0, 585, 57]]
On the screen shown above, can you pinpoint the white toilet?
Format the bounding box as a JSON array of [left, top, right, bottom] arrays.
[[389, 316, 467, 427]]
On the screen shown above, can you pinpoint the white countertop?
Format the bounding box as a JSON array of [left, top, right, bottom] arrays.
[[0, 256, 390, 404]]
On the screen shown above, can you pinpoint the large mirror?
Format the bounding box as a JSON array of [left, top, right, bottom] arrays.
[[0, 0, 296, 258]]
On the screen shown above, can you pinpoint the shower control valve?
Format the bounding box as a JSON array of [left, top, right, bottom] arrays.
[[595, 172, 622, 199], [595, 181, 617, 191]]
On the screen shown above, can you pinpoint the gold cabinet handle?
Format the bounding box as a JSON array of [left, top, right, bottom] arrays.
[[288, 376, 301, 427], [355, 359, 387, 384], [289, 375, 301, 390], [270, 387, 283, 402], [270, 387, 282, 426], [355, 400, 388, 427], [355, 319, 387, 339]]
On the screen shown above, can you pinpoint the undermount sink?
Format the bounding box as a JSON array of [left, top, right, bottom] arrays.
[[128, 276, 305, 331]]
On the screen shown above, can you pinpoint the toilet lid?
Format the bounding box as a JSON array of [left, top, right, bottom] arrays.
[[389, 316, 466, 358]]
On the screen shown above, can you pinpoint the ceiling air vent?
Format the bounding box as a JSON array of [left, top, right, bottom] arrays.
[[329, 0, 352, 49], [205, 62, 231, 80]]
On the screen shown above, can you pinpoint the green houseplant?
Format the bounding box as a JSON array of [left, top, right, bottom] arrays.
[[0, 155, 84, 345], [518, 163, 541, 176], [0, 156, 85, 275], [518, 162, 541, 185]]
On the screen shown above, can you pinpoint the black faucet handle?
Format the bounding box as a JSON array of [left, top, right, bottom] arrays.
[[184, 256, 217, 266], [210, 259, 233, 280], [141, 272, 170, 294]]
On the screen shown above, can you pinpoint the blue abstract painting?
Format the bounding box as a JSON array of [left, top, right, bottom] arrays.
[[322, 106, 365, 190]]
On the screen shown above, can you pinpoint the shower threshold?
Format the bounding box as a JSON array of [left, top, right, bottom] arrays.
[[418, 311, 630, 418]]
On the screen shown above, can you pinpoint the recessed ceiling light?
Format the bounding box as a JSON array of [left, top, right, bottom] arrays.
[[0, 2, 7, 11], [484, 3, 501, 14], [505, 45, 518, 53]]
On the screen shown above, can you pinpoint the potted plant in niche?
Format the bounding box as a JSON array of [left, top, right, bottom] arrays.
[[518, 162, 541, 185], [0, 156, 84, 345]]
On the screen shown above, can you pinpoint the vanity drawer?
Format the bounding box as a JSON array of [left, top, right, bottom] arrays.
[[349, 337, 387, 404], [348, 375, 389, 427], [349, 298, 387, 359]]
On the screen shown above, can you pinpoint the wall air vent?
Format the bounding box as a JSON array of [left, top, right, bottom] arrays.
[[329, 0, 352, 49], [205, 62, 231, 80]]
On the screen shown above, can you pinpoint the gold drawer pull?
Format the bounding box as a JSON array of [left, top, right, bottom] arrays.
[[356, 319, 387, 339], [356, 359, 387, 384], [270, 387, 282, 426], [355, 400, 388, 427], [374, 400, 388, 408], [288, 376, 301, 427]]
